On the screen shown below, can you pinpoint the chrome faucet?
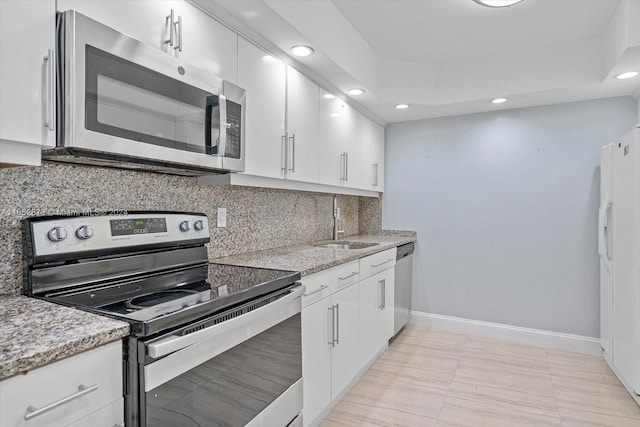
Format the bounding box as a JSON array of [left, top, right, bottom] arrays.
[[333, 195, 345, 241]]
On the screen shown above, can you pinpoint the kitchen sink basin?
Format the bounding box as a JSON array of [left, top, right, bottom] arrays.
[[315, 241, 379, 250]]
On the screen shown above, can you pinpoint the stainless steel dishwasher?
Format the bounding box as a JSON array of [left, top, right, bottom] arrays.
[[394, 242, 415, 336]]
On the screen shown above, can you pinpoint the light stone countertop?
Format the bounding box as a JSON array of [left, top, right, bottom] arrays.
[[0, 295, 130, 380], [211, 230, 417, 276]]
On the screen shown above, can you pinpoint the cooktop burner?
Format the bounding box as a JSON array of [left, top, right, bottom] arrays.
[[126, 289, 199, 309]]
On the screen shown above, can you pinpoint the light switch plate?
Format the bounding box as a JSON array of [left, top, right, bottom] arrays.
[[217, 207, 227, 228]]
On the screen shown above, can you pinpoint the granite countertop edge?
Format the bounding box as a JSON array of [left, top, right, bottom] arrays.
[[0, 296, 130, 381], [211, 230, 417, 276]]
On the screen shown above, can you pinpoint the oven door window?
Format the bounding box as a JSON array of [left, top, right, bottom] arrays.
[[85, 45, 221, 155], [143, 314, 301, 426]]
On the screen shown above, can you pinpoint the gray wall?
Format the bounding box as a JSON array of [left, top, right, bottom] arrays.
[[383, 96, 638, 337]]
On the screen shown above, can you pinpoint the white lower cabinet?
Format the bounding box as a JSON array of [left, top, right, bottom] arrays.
[[0, 341, 124, 427], [329, 282, 361, 399], [359, 268, 395, 367], [301, 252, 396, 427], [301, 294, 332, 426]]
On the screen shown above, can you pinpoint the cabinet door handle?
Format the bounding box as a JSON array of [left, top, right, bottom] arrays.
[[174, 15, 183, 52], [304, 284, 329, 297], [338, 271, 358, 281], [345, 152, 349, 182], [24, 384, 99, 420], [372, 163, 376, 187], [288, 134, 296, 172], [371, 258, 394, 268], [328, 305, 335, 347], [281, 134, 287, 172], [335, 303, 340, 345], [382, 278, 386, 310], [377, 279, 384, 309], [43, 50, 55, 131], [165, 9, 175, 47], [339, 153, 345, 181], [372, 162, 379, 187]]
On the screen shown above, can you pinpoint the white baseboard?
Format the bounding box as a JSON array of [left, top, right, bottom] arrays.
[[409, 311, 601, 355]]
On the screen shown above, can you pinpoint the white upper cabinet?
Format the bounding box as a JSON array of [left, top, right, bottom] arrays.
[[358, 116, 385, 191], [237, 39, 319, 183], [318, 92, 362, 187], [237, 38, 287, 179], [56, 0, 238, 82], [286, 67, 319, 184], [0, 0, 56, 166]]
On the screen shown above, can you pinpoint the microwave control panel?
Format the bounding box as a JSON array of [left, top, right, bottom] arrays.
[[225, 100, 242, 159]]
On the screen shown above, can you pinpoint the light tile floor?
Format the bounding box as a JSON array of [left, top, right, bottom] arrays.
[[321, 325, 640, 426]]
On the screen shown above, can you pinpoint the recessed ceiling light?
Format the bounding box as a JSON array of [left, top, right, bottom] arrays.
[[323, 93, 336, 99], [290, 45, 314, 57], [348, 88, 365, 96], [491, 98, 508, 104], [262, 55, 276, 63], [473, 0, 524, 7], [395, 104, 409, 110], [614, 71, 639, 80]]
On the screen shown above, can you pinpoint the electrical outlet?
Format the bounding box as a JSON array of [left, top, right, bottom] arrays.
[[217, 207, 227, 228]]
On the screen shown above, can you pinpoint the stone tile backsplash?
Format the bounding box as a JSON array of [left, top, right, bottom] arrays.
[[0, 162, 374, 295]]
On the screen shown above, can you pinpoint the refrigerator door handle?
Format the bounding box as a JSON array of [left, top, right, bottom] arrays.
[[598, 192, 613, 273]]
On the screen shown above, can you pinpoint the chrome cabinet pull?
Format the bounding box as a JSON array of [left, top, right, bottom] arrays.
[[304, 284, 329, 297], [174, 15, 183, 52], [165, 9, 175, 47], [377, 279, 384, 309], [372, 162, 379, 187], [43, 50, 55, 131], [281, 134, 287, 172], [381, 278, 386, 310], [371, 258, 393, 268], [339, 153, 345, 181], [328, 305, 335, 347], [289, 134, 296, 172], [345, 152, 349, 182], [372, 163, 376, 187], [24, 384, 99, 420], [335, 303, 340, 345], [338, 271, 358, 281]]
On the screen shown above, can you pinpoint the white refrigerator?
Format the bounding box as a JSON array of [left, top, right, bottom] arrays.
[[599, 126, 640, 406]]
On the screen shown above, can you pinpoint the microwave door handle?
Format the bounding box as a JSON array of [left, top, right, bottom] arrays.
[[218, 94, 228, 157], [205, 94, 220, 155]]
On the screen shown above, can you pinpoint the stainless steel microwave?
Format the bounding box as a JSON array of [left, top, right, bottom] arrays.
[[45, 10, 245, 175]]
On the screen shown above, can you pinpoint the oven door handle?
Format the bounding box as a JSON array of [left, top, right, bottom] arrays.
[[144, 284, 305, 392], [147, 284, 305, 358]]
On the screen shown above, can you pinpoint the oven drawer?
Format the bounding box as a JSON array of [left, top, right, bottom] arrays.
[[360, 248, 397, 280], [0, 341, 122, 427]]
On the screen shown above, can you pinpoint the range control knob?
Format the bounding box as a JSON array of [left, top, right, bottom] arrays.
[[194, 220, 204, 231], [76, 225, 94, 240], [47, 227, 68, 242], [179, 221, 190, 232]]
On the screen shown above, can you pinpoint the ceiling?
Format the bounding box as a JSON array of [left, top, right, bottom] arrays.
[[194, 0, 640, 125]]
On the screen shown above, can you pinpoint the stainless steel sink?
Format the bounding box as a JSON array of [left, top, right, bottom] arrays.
[[315, 241, 379, 250]]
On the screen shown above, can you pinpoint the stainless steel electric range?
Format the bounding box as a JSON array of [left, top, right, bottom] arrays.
[[23, 212, 304, 427]]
